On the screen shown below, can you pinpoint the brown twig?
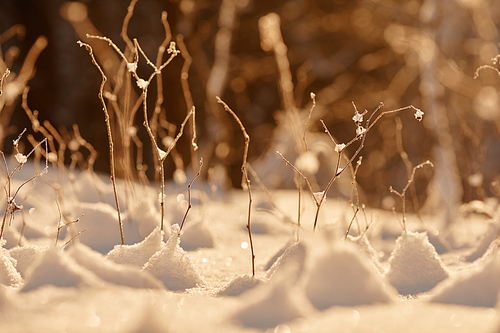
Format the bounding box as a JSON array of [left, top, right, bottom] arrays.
[[78, 40, 124, 245], [394, 117, 423, 224], [216, 96, 255, 276], [278, 101, 425, 231], [0, 68, 10, 96], [0, 133, 48, 241], [179, 158, 203, 233], [389, 160, 433, 232]]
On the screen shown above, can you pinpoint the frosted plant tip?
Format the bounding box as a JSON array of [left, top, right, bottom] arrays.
[[313, 191, 326, 204], [157, 147, 167, 160], [414, 108, 424, 121], [136, 78, 148, 89], [356, 125, 366, 137], [334, 143, 346, 153], [15, 153, 27, 164], [310, 92, 316, 99], [127, 62, 137, 73], [167, 41, 179, 55]]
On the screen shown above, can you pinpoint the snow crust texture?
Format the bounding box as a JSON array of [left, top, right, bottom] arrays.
[[21, 246, 104, 291], [431, 240, 500, 307], [107, 226, 163, 267], [142, 224, 204, 291], [385, 231, 449, 295], [234, 283, 304, 329], [304, 243, 395, 309]]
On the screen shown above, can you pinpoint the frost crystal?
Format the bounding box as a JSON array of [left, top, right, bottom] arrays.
[[351, 102, 367, 124], [167, 41, 180, 55], [157, 148, 167, 160], [352, 112, 364, 124], [136, 78, 148, 90], [334, 143, 346, 153], [313, 191, 326, 204], [127, 62, 137, 73], [15, 153, 27, 164], [356, 126, 366, 137], [414, 108, 424, 121]]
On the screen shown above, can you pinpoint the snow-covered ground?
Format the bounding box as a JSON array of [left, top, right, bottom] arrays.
[[1, 162, 500, 333]]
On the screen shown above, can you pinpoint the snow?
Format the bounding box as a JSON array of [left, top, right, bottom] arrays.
[[234, 282, 304, 329], [142, 224, 204, 291], [106, 226, 163, 267], [68, 242, 164, 289], [304, 241, 396, 309], [21, 246, 104, 291], [385, 231, 449, 295], [430, 240, 500, 307], [1, 165, 500, 332], [218, 274, 263, 296], [0, 245, 22, 288]]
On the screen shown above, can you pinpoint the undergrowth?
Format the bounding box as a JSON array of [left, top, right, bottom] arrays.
[[0, 1, 438, 279]]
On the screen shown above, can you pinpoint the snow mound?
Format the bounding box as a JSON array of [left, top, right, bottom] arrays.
[[304, 242, 395, 310], [180, 220, 215, 251], [245, 212, 290, 235], [124, 199, 167, 238], [415, 229, 450, 255], [126, 302, 168, 333], [142, 224, 204, 291], [21, 246, 104, 292], [0, 285, 11, 312], [2, 226, 22, 249], [68, 243, 163, 289], [266, 241, 307, 283], [385, 231, 449, 295], [347, 234, 386, 275], [74, 170, 111, 204], [107, 226, 163, 268], [9, 244, 48, 278], [430, 241, 500, 307], [264, 240, 292, 271], [218, 274, 263, 296], [464, 220, 499, 262], [234, 283, 303, 329], [71, 202, 143, 254], [0, 249, 22, 288]]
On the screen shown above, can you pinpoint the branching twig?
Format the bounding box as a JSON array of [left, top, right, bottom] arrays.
[[61, 228, 87, 249], [395, 117, 423, 224], [389, 160, 433, 232], [0, 133, 48, 241], [78, 41, 124, 245], [278, 101, 425, 231]]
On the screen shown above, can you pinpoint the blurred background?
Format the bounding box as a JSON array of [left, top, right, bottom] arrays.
[[1, 0, 500, 224]]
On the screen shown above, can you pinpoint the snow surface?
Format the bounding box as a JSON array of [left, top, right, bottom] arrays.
[[0, 165, 500, 332]]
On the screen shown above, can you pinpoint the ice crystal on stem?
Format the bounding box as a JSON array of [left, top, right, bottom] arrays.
[[414, 108, 424, 121], [334, 143, 346, 153]]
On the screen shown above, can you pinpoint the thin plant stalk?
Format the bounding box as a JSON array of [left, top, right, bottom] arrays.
[[78, 41, 124, 245], [0, 135, 48, 241], [389, 160, 433, 232], [179, 158, 203, 233], [395, 116, 423, 223], [278, 102, 424, 231], [216, 96, 255, 276]]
